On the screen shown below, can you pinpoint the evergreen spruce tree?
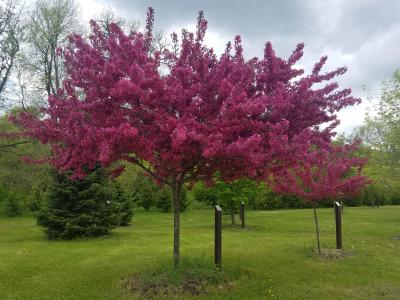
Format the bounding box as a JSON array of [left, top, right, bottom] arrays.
[[37, 168, 125, 239]]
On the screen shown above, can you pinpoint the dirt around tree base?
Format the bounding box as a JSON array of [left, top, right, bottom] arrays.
[[313, 248, 353, 261], [122, 258, 242, 298], [123, 273, 237, 298]]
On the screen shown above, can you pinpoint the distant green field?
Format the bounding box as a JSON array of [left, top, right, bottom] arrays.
[[0, 206, 399, 299]]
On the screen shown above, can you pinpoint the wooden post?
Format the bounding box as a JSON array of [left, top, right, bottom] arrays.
[[334, 201, 342, 249], [240, 202, 245, 229], [215, 205, 222, 269]]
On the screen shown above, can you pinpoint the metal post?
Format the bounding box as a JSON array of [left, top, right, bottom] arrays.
[[215, 205, 222, 268], [240, 202, 245, 229], [334, 201, 342, 249]]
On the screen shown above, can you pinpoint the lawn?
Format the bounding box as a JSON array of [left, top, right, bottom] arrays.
[[0, 206, 399, 299]]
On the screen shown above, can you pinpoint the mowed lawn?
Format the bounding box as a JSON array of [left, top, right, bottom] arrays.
[[0, 206, 399, 299]]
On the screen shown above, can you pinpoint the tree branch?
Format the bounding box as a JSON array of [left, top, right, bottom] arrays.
[[0, 140, 32, 149]]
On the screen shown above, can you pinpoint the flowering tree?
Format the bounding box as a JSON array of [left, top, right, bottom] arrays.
[[12, 8, 362, 266], [272, 143, 371, 253]]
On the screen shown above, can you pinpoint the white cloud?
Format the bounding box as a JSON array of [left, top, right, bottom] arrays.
[[76, 0, 110, 23]]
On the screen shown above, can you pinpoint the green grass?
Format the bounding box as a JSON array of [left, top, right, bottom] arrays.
[[0, 206, 400, 299]]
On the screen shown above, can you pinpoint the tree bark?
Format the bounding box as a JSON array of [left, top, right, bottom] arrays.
[[172, 181, 182, 267], [230, 204, 236, 225], [313, 205, 321, 255]]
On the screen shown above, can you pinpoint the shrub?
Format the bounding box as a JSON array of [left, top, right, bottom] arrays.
[[282, 194, 310, 208], [192, 184, 218, 206], [155, 187, 189, 213], [0, 186, 8, 209], [28, 183, 48, 212], [262, 192, 284, 210], [4, 191, 23, 217], [113, 183, 133, 226], [0, 187, 24, 217], [390, 189, 400, 205], [131, 174, 156, 211], [342, 196, 360, 207], [180, 187, 189, 212], [132, 173, 189, 212], [155, 187, 172, 212]]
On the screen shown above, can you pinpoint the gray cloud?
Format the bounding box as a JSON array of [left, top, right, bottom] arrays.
[[109, 0, 313, 37], [98, 0, 400, 133]]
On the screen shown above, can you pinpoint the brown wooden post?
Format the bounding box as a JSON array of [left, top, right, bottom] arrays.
[[215, 205, 222, 269], [240, 202, 245, 229], [334, 201, 342, 249]]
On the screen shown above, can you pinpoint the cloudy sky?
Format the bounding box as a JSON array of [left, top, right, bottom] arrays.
[[76, 0, 400, 134]]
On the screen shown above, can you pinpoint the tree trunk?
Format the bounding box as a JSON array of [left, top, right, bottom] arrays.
[[230, 204, 236, 225], [172, 182, 182, 268], [313, 205, 321, 255], [53, 44, 60, 91]]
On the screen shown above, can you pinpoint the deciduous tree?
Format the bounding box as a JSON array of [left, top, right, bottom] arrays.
[[272, 143, 371, 253], [356, 71, 400, 179], [13, 8, 362, 266], [0, 0, 23, 108], [25, 0, 79, 96]]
